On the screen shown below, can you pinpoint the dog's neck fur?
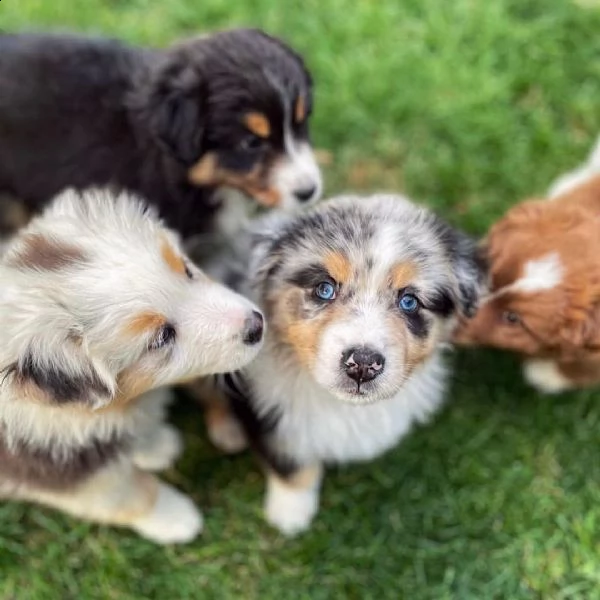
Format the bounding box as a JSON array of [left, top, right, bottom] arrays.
[[243, 335, 447, 466]]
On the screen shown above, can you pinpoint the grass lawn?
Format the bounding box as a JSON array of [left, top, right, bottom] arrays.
[[2, 0, 600, 598]]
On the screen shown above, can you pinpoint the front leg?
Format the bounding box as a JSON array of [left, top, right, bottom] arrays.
[[522, 358, 574, 394], [130, 388, 183, 472], [132, 423, 183, 472], [221, 378, 322, 535], [25, 459, 203, 545], [185, 377, 249, 454], [264, 464, 323, 537]]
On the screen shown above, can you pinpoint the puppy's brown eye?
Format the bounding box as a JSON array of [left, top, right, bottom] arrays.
[[149, 324, 176, 350], [240, 134, 265, 152], [184, 263, 193, 280], [502, 311, 520, 325]]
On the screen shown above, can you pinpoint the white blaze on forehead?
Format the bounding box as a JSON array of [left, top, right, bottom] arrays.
[[512, 252, 563, 293], [264, 67, 322, 208], [272, 125, 322, 208]]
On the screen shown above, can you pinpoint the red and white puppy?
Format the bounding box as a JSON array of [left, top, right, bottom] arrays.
[[454, 137, 600, 392]]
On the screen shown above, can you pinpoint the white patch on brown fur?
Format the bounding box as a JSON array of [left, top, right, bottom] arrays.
[[523, 359, 573, 394], [509, 253, 563, 294]]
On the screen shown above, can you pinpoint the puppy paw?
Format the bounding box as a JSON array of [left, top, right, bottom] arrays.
[[207, 412, 248, 454], [133, 424, 183, 472], [523, 359, 573, 394], [264, 479, 319, 537], [132, 483, 203, 545]]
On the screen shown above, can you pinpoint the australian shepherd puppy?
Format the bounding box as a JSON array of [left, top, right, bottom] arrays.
[[454, 136, 600, 393], [0, 28, 322, 240], [199, 194, 487, 535], [0, 188, 264, 544]]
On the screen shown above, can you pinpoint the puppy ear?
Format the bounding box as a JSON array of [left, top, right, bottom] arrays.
[[560, 301, 600, 352], [3, 332, 115, 409], [145, 59, 206, 165], [438, 221, 489, 318], [247, 212, 297, 284]]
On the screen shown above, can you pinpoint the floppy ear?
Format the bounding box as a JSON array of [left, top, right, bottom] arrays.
[[560, 301, 600, 353], [247, 212, 297, 286], [3, 331, 115, 410], [145, 58, 206, 165], [438, 222, 489, 318]]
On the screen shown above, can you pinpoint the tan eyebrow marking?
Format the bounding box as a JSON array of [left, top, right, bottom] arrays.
[[295, 96, 306, 123], [244, 112, 271, 138], [323, 251, 352, 284], [125, 311, 167, 337], [160, 238, 186, 276], [389, 262, 417, 289]]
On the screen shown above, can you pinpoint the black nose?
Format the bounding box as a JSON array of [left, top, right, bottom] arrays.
[[293, 185, 317, 203], [341, 347, 385, 383], [242, 310, 264, 345]]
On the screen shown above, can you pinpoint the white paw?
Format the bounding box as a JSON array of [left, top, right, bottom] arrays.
[[207, 413, 248, 454], [264, 479, 319, 537], [132, 483, 203, 545], [132, 425, 183, 472], [523, 359, 573, 394]]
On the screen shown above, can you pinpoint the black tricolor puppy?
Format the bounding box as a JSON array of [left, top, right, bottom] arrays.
[[0, 28, 322, 239], [200, 193, 487, 536]]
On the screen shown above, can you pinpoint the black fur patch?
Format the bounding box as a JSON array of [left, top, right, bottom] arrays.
[[0, 29, 313, 240], [287, 263, 332, 288], [404, 312, 429, 338], [429, 214, 487, 316], [3, 352, 111, 404], [0, 432, 127, 490], [426, 288, 455, 318], [216, 372, 298, 478]]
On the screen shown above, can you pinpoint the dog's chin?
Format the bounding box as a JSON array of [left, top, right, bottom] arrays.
[[327, 381, 398, 406], [195, 343, 263, 377]]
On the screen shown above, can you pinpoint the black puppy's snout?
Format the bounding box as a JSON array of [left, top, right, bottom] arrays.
[[242, 310, 264, 345], [293, 185, 317, 203], [341, 347, 386, 383]]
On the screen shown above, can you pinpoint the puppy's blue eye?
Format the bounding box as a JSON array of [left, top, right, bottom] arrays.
[[398, 292, 419, 313], [314, 281, 336, 301]]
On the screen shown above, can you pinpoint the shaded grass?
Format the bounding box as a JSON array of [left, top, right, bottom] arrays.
[[2, 0, 600, 598]]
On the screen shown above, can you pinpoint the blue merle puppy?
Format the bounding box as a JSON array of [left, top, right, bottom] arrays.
[[198, 193, 487, 535]]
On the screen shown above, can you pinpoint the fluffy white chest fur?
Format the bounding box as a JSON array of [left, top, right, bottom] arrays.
[[246, 349, 448, 465]]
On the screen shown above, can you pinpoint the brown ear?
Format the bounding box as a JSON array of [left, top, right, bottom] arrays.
[[560, 302, 600, 352], [488, 198, 546, 244]]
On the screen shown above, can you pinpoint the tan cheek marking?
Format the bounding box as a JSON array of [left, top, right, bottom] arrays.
[[188, 154, 282, 208], [389, 262, 417, 289], [295, 97, 306, 123], [251, 185, 281, 208], [244, 112, 271, 138], [323, 251, 352, 284], [387, 314, 438, 379], [188, 153, 219, 186], [160, 238, 186, 276], [272, 288, 338, 369], [8, 233, 88, 271]]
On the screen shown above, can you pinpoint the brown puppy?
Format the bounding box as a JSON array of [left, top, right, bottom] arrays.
[[455, 138, 600, 392]]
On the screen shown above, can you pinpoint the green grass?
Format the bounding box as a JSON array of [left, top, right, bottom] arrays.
[[2, 0, 600, 597]]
